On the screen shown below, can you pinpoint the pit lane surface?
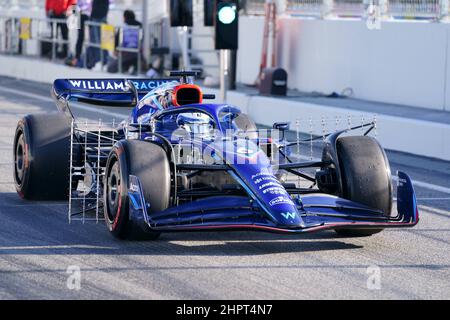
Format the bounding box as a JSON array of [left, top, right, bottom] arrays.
[[0, 76, 449, 299]]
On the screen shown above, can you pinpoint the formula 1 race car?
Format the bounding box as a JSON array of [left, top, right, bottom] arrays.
[[13, 71, 419, 240]]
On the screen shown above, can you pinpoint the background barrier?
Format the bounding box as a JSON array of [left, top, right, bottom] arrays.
[[245, 0, 447, 20]]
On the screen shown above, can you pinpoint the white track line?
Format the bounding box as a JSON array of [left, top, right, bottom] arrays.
[[0, 204, 68, 207], [0, 245, 114, 250], [417, 205, 450, 215], [415, 197, 450, 201], [392, 175, 450, 195], [1, 86, 450, 195]]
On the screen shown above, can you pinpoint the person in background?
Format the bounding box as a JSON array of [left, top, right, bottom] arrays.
[[107, 10, 145, 74], [45, 0, 77, 59], [70, 0, 91, 66], [86, 0, 109, 69]]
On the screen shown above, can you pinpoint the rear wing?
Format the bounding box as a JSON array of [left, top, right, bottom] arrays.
[[52, 78, 176, 106]]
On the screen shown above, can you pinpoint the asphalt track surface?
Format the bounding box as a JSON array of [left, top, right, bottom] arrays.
[[0, 76, 449, 299]]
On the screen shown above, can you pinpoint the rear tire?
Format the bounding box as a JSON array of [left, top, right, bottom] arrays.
[[334, 136, 392, 237], [13, 113, 72, 200], [103, 140, 171, 240]]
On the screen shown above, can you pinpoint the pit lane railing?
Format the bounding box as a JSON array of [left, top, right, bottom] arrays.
[[244, 0, 448, 20], [0, 14, 147, 75], [0, 15, 70, 59], [82, 20, 143, 73]]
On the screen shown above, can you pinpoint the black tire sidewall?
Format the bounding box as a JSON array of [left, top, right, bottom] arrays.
[[13, 120, 32, 198], [335, 136, 392, 236], [103, 140, 170, 240], [104, 142, 130, 238], [13, 114, 71, 200]]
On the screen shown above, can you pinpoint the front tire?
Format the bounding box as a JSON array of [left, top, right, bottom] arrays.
[[334, 136, 392, 237], [103, 140, 171, 240]]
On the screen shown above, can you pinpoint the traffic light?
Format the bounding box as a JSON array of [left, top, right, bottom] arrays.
[[170, 0, 193, 27], [215, 1, 238, 50]]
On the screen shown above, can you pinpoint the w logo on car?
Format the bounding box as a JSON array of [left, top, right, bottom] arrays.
[[281, 212, 296, 220]]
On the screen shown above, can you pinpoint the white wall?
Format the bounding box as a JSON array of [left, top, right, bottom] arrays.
[[190, 0, 219, 78], [236, 16, 265, 86], [237, 16, 450, 112], [145, 0, 168, 22]]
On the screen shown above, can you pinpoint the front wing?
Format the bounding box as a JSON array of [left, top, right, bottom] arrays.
[[127, 171, 418, 234]]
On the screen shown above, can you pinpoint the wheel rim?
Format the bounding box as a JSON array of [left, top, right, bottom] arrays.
[[14, 133, 25, 186], [106, 161, 121, 223]]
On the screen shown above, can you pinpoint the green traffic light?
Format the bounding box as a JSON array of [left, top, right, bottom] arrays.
[[218, 5, 236, 25]]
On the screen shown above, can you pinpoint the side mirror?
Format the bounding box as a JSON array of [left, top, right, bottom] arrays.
[[273, 122, 290, 140], [273, 122, 290, 131]]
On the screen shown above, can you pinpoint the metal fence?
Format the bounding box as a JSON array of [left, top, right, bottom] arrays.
[[0, 14, 149, 74], [285, 0, 325, 17], [82, 20, 143, 73], [244, 0, 268, 15], [387, 0, 441, 19], [0, 15, 70, 59], [246, 0, 448, 20], [0, 16, 19, 54], [332, 0, 366, 17]]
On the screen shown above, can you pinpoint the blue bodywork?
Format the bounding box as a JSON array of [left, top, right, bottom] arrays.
[[53, 78, 419, 234], [127, 171, 418, 233]]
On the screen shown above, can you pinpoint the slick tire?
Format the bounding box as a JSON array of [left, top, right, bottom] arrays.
[[104, 140, 170, 240], [334, 136, 392, 237], [13, 113, 73, 200]]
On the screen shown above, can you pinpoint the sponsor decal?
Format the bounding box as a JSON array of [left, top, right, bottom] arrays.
[[262, 186, 286, 195], [68, 80, 127, 91], [67, 80, 173, 92], [258, 181, 281, 190], [253, 176, 278, 184], [281, 212, 296, 220], [269, 196, 294, 207], [250, 170, 289, 195], [251, 170, 272, 180]]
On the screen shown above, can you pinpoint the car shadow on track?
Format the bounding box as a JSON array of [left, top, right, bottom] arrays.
[[0, 192, 364, 256], [0, 239, 363, 256]]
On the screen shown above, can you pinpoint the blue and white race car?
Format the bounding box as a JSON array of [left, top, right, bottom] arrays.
[[13, 71, 419, 240]]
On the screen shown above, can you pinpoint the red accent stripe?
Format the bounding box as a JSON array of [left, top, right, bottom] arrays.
[[112, 189, 122, 229], [156, 218, 419, 233], [24, 143, 29, 169]]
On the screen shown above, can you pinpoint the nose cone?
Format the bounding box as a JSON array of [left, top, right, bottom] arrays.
[[215, 138, 303, 227], [242, 167, 303, 227], [266, 195, 302, 226]]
